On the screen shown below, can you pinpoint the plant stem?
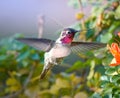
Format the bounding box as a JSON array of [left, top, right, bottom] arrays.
[[78, 0, 85, 28]]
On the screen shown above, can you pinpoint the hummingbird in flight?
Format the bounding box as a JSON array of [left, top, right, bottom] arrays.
[[17, 28, 106, 79]]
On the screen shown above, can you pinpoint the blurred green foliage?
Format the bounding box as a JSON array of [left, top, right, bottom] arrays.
[[0, 0, 120, 98]]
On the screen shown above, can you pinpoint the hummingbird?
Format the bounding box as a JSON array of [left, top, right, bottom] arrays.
[[16, 28, 106, 79]]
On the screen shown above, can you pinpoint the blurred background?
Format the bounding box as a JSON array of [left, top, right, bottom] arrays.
[[0, 0, 81, 39]]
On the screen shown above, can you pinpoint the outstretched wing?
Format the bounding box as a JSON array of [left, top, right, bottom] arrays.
[[71, 42, 106, 53], [16, 38, 55, 52]]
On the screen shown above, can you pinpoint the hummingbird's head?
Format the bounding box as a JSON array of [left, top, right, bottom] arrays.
[[60, 28, 79, 44]]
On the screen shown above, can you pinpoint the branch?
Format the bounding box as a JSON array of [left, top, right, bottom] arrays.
[[38, 15, 44, 38], [78, 0, 85, 27], [77, 0, 87, 41]]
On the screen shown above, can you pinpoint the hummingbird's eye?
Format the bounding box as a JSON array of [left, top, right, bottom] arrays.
[[66, 31, 71, 34]]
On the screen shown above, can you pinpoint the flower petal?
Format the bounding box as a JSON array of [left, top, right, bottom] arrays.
[[108, 43, 120, 66], [118, 32, 120, 37], [110, 58, 120, 66]]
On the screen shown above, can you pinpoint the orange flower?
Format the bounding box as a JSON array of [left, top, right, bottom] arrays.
[[118, 32, 120, 37], [108, 43, 120, 66]]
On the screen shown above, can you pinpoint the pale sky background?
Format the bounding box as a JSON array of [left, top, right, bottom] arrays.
[[0, 0, 91, 39]]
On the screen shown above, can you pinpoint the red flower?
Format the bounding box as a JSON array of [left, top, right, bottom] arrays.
[[108, 43, 120, 66]]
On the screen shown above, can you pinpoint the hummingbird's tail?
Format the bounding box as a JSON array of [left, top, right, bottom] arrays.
[[40, 68, 49, 79], [40, 63, 53, 79]]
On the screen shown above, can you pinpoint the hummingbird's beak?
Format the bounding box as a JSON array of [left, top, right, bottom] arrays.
[[75, 30, 80, 33], [74, 30, 81, 35]]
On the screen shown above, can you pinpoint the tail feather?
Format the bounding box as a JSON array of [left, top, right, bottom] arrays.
[[40, 68, 49, 79], [40, 63, 54, 79]]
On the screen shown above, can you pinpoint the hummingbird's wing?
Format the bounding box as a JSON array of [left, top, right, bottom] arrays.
[[16, 38, 55, 52], [71, 42, 106, 53]]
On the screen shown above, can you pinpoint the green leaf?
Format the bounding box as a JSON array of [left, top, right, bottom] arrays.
[[74, 92, 88, 98], [90, 92, 102, 98], [50, 84, 59, 95], [91, 6, 104, 17], [113, 94, 120, 98], [100, 33, 112, 43], [111, 75, 120, 83], [59, 88, 71, 96], [102, 55, 112, 66], [103, 94, 112, 98], [31, 53, 40, 60], [0, 55, 7, 61], [115, 5, 120, 19], [102, 87, 113, 95], [105, 67, 117, 75], [101, 75, 110, 81], [86, 28, 95, 39], [66, 61, 83, 72], [17, 51, 30, 62], [100, 80, 109, 88], [112, 87, 120, 94], [56, 78, 70, 88], [6, 77, 21, 93]]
